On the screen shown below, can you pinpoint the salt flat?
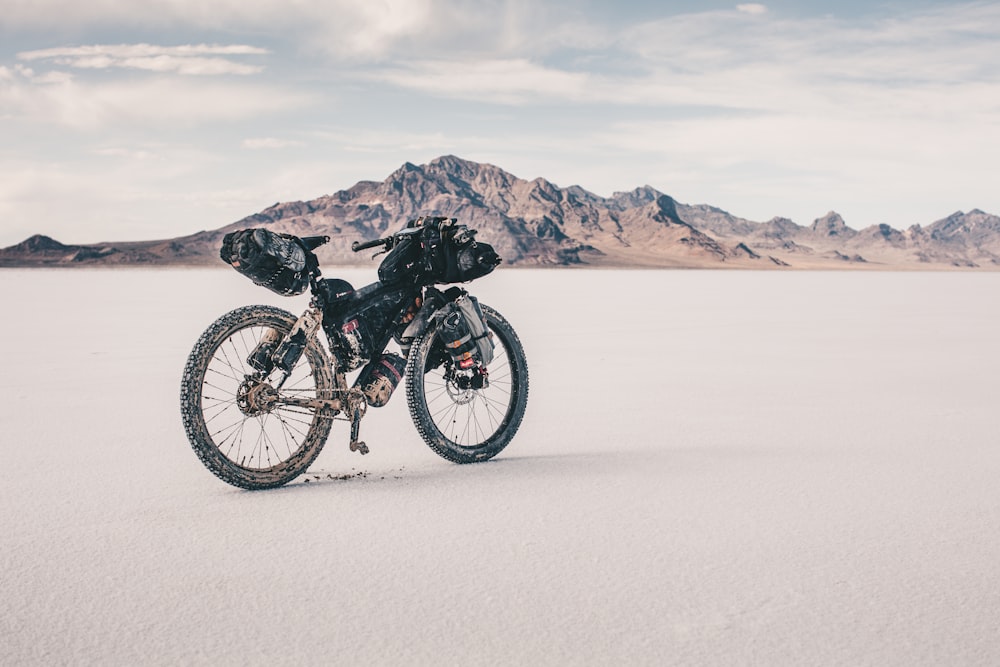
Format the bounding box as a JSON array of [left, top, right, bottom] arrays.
[[2, 267, 999, 666]]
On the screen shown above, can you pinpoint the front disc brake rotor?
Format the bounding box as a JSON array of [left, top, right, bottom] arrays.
[[444, 370, 477, 405]]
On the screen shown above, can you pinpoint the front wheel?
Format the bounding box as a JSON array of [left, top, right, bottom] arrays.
[[180, 305, 334, 489], [406, 304, 528, 463]]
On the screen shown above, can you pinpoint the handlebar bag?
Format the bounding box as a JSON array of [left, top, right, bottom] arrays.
[[448, 237, 501, 283], [220, 228, 314, 296], [407, 217, 502, 284]]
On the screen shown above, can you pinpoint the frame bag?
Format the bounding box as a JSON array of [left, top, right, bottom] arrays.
[[322, 284, 417, 372]]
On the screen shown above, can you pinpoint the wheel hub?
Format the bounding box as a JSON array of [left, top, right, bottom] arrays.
[[237, 377, 279, 416]]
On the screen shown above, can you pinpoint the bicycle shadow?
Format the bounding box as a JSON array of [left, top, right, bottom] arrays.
[[253, 444, 700, 496]]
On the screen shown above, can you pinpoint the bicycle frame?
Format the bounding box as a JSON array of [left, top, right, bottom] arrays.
[[262, 280, 450, 455]]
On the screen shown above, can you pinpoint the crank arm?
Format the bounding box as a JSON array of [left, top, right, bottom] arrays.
[[349, 407, 368, 455]]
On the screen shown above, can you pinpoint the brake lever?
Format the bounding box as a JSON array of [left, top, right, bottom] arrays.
[[371, 235, 400, 259]]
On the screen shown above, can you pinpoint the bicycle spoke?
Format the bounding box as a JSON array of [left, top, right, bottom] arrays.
[[194, 318, 327, 472]]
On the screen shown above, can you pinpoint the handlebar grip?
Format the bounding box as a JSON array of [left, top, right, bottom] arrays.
[[352, 237, 388, 252]]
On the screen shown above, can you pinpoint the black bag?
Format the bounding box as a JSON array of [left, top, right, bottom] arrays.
[[220, 228, 315, 296], [354, 353, 407, 407], [322, 283, 416, 371], [314, 278, 355, 311], [377, 228, 423, 284], [404, 217, 502, 284]]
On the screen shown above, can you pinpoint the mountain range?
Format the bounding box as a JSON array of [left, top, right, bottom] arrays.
[[3, 155, 999, 269]]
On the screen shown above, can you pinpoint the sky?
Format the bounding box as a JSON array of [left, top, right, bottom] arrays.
[[1, 0, 999, 246]]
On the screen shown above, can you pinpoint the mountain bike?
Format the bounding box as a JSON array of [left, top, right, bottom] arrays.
[[180, 217, 528, 489]]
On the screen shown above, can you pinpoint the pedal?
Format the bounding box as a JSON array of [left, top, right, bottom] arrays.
[[348, 399, 368, 455]]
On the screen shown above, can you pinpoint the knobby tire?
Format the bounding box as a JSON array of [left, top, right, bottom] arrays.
[[180, 305, 333, 489], [405, 304, 528, 463]]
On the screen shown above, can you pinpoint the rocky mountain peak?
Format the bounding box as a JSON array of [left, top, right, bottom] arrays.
[[811, 211, 855, 238], [13, 234, 70, 252], [609, 186, 663, 211], [426, 155, 513, 187], [384, 160, 422, 182], [758, 217, 802, 237], [860, 223, 905, 246], [927, 208, 1000, 245]]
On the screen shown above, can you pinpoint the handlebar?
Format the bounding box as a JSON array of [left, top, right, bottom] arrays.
[[352, 237, 391, 252], [352, 227, 423, 253]]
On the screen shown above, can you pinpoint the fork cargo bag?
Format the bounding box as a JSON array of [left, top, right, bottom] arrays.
[[437, 295, 494, 369]]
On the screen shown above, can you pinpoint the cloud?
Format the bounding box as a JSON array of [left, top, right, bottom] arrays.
[[736, 4, 767, 15], [242, 138, 304, 150], [93, 147, 156, 159], [0, 65, 311, 128], [311, 127, 462, 154], [2, 43, 311, 128], [4, 0, 438, 59], [346, 2, 1000, 118], [17, 44, 268, 76], [369, 58, 591, 104], [1, 0, 590, 63], [18, 44, 269, 59]]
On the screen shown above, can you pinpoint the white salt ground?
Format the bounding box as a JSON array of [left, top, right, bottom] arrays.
[[1, 267, 999, 666]]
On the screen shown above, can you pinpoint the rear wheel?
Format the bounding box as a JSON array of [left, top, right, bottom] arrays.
[[406, 304, 528, 463], [180, 305, 334, 489]]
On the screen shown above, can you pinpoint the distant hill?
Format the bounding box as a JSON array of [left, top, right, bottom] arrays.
[[3, 155, 999, 269]]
